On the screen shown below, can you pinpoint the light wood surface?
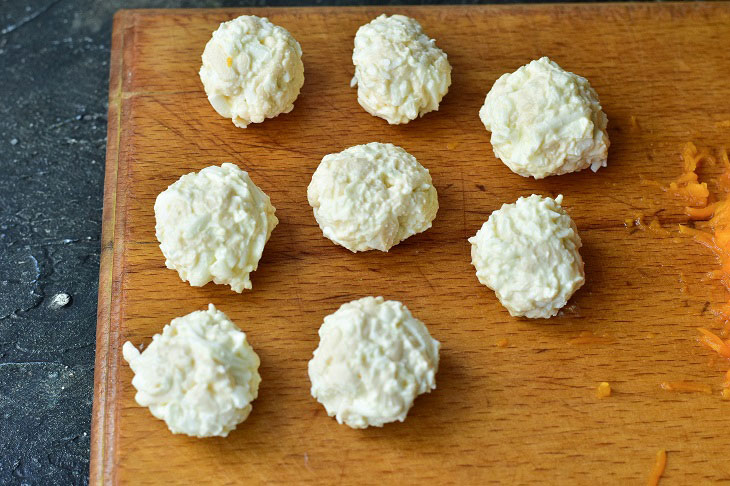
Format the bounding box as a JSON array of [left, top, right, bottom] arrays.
[[91, 4, 730, 484]]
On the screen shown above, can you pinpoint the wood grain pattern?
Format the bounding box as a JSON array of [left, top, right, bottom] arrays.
[[91, 4, 730, 484]]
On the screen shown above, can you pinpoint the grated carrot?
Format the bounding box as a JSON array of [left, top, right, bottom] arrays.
[[496, 338, 509, 348], [668, 143, 730, 397], [646, 449, 667, 486], [685, 202, 718, 220], [568, 331, 613, 345], [647, 219, 670, 236], [596, 382, 611, 398], [697, 328, 730, 358], [660, 381, 712, 394], [678, 224, 716, 248], [630, 115, 640, 130]]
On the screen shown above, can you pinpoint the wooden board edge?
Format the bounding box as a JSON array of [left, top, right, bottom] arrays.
[[89, 9, 131, 486], [104, 2, 730, 17]]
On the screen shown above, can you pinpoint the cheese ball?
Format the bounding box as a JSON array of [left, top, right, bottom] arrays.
[[308, 296, 440, 428], [199, 15, 304, 128], [122, 304, 261, 438], [154, 163, 278, 292], [468, 194, 585, 319], [307, 142, 438, 252], [352, 14, 451, 124], [479, 57, 609, 179]]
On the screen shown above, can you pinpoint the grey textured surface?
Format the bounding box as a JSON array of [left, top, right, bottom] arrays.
[[0, 0, 601, 484]]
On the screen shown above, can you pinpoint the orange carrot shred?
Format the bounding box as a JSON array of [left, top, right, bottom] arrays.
[[646, 449, 667, 486], [697, 328, 730, 358], [660, 381, 712, 394]]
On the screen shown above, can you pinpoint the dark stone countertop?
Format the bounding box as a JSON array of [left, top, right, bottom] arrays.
[[0, 0, 594, 484]]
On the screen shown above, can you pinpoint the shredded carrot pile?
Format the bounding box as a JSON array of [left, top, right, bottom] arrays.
[[646, 449, 667, 486], [660, 381, 712, 394], [596, 382, 611, 398], [666, 143, 730, 397]]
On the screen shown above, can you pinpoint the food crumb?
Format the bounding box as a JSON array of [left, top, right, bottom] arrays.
[[647, 218, 670, 236], [630, 115, 641, 131], [568, 331, 613, 345], [596, 382, 611, 398], [226, 56, 232, 67], [660, 381, 712, 394], [496, 338, 509, 348], [678, 273, 688, 294], [716, 120, 730, 128], [646, 449, 667, 486], [49, 293, 71, 309]]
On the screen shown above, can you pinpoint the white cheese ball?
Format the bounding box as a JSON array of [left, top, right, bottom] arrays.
[[468, 194, 585, 319], [122, 304, 261, 438], [308, 296, 440, 428], [352, 14, 451, 124], [155, 163, 278, 293], [199, 15, 304, 128], [479, 57, 609, 179], [307, 142, 438, 252]]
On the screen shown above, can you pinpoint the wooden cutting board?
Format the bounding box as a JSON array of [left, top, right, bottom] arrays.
[[91, 4, 730, 484]]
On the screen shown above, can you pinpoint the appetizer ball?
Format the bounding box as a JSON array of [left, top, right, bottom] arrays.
[[199, 15, 304, 128], [307, 142, 438, 252], [154, 163, 278, 292], [122, 304, 261, 438], [479, 57, 609, 179], [352, 14, 451, 124], [308, 296, 440, 428], [468, 194, 585, 318]]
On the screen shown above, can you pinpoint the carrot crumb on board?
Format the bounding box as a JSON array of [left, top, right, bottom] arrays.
[[631, 115, 641, 131], [496, 338, 509, 348], [626, 214, 670, 236], [646, 449, 667, 486], [722, 370, 730, 400], [568, 331, 613, 345], [596, 382, 611, 398], [659, 381, 712, 394]]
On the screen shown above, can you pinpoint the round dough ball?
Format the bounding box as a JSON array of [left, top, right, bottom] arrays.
[[479, 57, 609, 179], [352, 14, 451, 124], [468, 194, 585, 318], [307, 142, 438, 252], [122, 304, 261, 438], [199, 15, 304, 128], [308, 296, 440, 429], [155, 163, 278, 292]]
